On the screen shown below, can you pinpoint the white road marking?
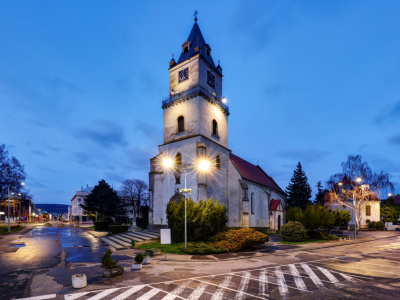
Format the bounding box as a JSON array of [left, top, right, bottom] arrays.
[[110, 285, 145, 300], [19, 295, 57, 300], [311, 262, 397, 275], [258, 269, 268, 297], [275, 266, 289, 297], [187, 283, 207, 300], [301, 264, 325, 288], [136, 288, 160, 300], [161, 281, 191, 300], [210, 275, 232, 300], [235, 272, 251, 300], [316, 266, 343, 287], [86, 288, 120, 300], [289, 264, 307, 292]]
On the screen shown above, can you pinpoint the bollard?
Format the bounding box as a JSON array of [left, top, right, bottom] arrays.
[[72, 274, 87, 289]]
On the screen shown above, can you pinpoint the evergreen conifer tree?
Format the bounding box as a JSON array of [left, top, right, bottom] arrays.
[[315, 181, 328, 205], [286, 162, 312, 209]]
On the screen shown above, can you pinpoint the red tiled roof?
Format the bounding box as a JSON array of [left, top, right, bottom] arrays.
[[231, 154, 284, 194], [270, 199, 281, 210], [394, 194, 400, 204]]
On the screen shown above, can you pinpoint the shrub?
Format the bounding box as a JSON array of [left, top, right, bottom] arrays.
[[108, 225, 129, 234], [94, 221, 112, 231], [308, 230, 339, 241], [369, 221, 385, 231], [331, 208, 351, 227], [167, 197, 228, 242], [286, 206, 304, 223], [210, 228, 269, 252], [280, 221, 307, 242], [179, 242, 228, 255], [101, 249, 119, 269], [135, 253, 144, 264]]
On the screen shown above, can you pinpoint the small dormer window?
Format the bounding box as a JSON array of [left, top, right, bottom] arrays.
[[183, 47, 189, 53], [206, 49, 210, 56]]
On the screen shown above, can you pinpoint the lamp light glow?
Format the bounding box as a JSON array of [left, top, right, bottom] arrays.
[[388, 193, 393, 197], [197, 159, 210, 171], [356, 177, 362, 183], [163, 158, 173, 168], [222, 97, 227, 104], [338, 182, 343, 186]]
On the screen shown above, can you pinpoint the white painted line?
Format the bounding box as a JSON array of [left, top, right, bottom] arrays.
[[235, 272, 251, 300], [305, 263, 371, 281], [310, 262, 397, 275], [110, 285, 145, 300], [316, 267, 343, 287], [300, 264, 325, 289], [258, 269, 268, 297], [187, 283, 207, 300], [18, 295, 57, 300], [136, 288, 160, 300], [275, 266, 289, 297], [64, 292, 91, 300], [160, 280, 191, 300], [210, 275, 232, 300], [86, 288, 120, 300], [289, 264, 307, 292]]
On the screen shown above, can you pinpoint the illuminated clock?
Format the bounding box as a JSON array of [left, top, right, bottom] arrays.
[[178, 68, 189, 83], [207, 70, 215, 88]]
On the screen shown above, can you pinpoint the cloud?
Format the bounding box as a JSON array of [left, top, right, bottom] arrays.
[[31, 150, 46, 157], [389, 134, 400, 146], [125, 146, 152, 170], [376, 99, 400, 124], [79, 119, 127, 148], [277, 149, 329, 164]]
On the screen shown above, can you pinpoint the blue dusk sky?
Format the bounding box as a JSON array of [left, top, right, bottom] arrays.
[[1, 1, 399, 204]]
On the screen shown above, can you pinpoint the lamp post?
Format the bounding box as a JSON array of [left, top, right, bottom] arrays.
[[7, 182, 25, 233], [353, 177, 362, 242], [163, 157, 210, 250]]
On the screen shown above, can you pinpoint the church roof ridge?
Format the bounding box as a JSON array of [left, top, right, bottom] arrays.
[[177, 21, 215, 68]]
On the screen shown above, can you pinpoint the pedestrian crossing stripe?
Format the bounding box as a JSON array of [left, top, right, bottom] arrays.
[[18, 262, 362, 300]]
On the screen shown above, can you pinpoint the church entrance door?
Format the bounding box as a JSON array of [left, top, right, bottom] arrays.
[[278, 215, 281, 230]]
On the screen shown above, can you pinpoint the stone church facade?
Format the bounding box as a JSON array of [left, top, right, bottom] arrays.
[[149, 18, 286, 230]]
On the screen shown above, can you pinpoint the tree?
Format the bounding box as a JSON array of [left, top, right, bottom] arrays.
[[0, 144, 26, 200], [315, 181, 328, 205], [285, 162, 312, 209], [81, 179, 125, 222], [381, 195, 400, 225], [327, 155, 394, 197], [119, 179, 149, 225]]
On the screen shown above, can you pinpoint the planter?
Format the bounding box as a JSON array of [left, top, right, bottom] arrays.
[[72, 274, 87, 288], [146, 248, 161, 256], [102, 266, 124, 278], [131, 263, 142, 270], [143, 256, 148, 265]]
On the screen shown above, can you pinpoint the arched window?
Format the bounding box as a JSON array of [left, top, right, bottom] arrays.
[[251, 193, 254, 215], [216, 156, 221, 170], [366, 205, 371, 216], [212, 119, 218, 136], [177, 116, 185, 133], [175, 153, 182, 184]]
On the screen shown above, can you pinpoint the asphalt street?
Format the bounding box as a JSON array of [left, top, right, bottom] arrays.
[[1, 225, 399, 299]]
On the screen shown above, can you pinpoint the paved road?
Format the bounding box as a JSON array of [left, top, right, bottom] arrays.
[[15, 233, 400, 300]]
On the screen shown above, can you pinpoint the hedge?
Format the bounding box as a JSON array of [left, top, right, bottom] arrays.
[[108, 225, 129, 234], [210, 228, 269, 252], [280, 221, 307, 242], [180, 242, 228, 255], [368, 221, 385, 231], [94, 221, 113, 231]]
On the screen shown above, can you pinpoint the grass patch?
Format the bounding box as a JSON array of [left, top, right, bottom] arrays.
[[0, 225, 25, 235], [280, 239, 332, 245], [136, 241, 185, 255], [89, 226, 95, 230]]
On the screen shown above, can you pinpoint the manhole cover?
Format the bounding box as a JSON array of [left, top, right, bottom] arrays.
[[6, 244, 26, 248]]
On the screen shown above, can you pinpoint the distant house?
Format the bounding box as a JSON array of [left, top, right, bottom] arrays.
[[71, 185, 93, 223]]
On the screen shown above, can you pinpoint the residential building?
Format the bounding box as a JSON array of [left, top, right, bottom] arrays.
[[71, 185, 93, 223]]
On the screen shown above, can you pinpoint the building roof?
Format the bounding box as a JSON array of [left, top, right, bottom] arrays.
[[231, 154, 284, 194], [270, 199, 281, 210], [177, 21, 216, 68]]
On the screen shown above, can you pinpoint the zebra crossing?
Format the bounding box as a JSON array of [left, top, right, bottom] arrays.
[[19, 262, 364, 300]]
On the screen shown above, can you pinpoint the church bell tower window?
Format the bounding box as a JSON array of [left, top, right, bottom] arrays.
[[216, 156, 221, 170], [212, 119, 218, 136], [177, 116, 185, 133]]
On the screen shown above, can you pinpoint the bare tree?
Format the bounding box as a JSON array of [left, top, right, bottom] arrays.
[[0, 144, 26, 200], [120, 179, 149, 225]]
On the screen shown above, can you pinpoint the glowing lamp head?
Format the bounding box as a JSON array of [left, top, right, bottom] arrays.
[[356, 177, 362, 183], [198, 159, 210, 171], [21, 182, 25, 186], [222, 97, 227, 104], [338, 182, 343, 186], [388, 193, 393, 197], [163, 158, 173, 168]]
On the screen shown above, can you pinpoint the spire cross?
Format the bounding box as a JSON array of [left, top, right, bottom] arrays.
[[194, 10, 198, 22]]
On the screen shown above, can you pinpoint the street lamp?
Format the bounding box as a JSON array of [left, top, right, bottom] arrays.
[[353, 177, 363, 242], [388, 193, 393, 198], [7, 182, 25, 233], [163, 157, 211, 250]]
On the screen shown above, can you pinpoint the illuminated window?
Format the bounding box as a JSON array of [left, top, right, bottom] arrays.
[[212, 119, 218, 135], [366, 205, 371, 216], [251, 193, 254, 215], [177, 116, 185, 133], [216, 156, 221, 169]]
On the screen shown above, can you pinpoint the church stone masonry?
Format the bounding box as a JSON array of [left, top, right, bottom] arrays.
[[149, 17, 286, 230]]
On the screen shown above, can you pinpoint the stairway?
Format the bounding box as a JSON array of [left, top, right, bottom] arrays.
[[100, 230, 160, 250]]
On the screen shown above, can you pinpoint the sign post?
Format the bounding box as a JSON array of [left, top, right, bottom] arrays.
[[160, 229, 171, 260]]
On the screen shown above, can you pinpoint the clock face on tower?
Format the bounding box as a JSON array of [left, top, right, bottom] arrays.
[[178, 68, 189, 83], [207, 70, 215, 88]]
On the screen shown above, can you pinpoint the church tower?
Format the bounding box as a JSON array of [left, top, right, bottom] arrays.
[[149, 15, 231, 226]]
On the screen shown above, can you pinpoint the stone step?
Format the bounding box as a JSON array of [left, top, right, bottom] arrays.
[[113, 234, 134, 244], [133, 231, 160, 239], [119, 233, 144, 242], [121, 233, 146, 241], [100, 237, 126, 250], [107, 236, 131, 247]]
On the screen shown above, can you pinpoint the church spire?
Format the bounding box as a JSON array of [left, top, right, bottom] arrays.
[[177, 13, 215, 68]]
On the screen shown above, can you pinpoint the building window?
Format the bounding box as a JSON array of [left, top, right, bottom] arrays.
[[366, 205, 371, 216], [216, 156, 221, 170], [366, 219, 371, 224], [177, 116, 185, 133], [78, 198, 81, 202], [183, 46, 189, 53], [212, 119, 218, 136], [251, 193, 254, 215], [175, 153, 182, 184]]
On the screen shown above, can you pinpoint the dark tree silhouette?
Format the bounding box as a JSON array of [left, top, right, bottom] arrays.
[[286, 162, 312, 209]]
